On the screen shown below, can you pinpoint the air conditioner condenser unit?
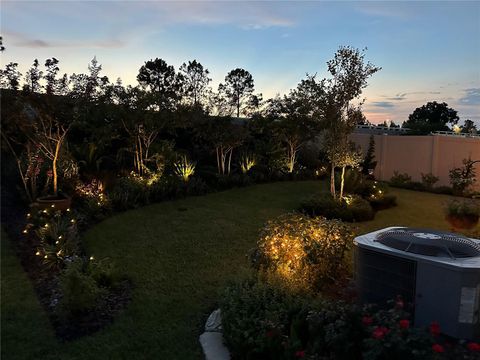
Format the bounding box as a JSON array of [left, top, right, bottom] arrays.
[[354, 227, 480, 340]]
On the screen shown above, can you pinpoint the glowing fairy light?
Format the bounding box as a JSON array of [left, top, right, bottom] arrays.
[[58, 235, 62, 239], [89, 256, 94, 261], [35, 251, 40, 256], [23, 229, 28, 234], [66, 208, 71, 212], [70, 219, 75, 224]]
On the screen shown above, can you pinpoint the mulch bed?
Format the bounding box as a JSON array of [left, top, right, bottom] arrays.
[[1, 186, 133, 341]]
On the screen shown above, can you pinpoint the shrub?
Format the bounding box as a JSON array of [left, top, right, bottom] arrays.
[[59, 258, 105, 316], [342, 169, 375, 197], [28, 209, 80, 270], [300, 193, 374, 222], [449, 158, 477, 195], [431, 186, 453, 195], [220, 279, 310, 360], [348, 196, 375, 222], [421, 173, 439, 189], [445, 199, 480, 218], [250, 213, 354, 293], [368, 194, 397, 211], [108, 174, 150, 210], [390, 171, 412, 187]]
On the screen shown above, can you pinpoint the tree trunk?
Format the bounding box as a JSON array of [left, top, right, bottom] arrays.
[[340, 166, 346, 199], [330, 164, 336, 199], [52, 142, 60, 196], [227, 148, 233, 175]]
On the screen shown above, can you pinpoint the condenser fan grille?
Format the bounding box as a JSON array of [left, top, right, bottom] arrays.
[[375, 228, 480, 259]]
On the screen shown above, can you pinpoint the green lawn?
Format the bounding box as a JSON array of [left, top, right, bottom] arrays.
[[1, 181, 476, 360]]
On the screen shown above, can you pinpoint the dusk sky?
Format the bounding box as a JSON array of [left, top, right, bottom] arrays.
[[2, 1, 479, 125]]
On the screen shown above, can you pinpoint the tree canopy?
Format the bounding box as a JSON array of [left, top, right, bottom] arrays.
[[403, 101, 459, 134]]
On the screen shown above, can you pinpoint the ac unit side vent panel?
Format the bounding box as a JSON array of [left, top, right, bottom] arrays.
[[355, 247, 416, 306]]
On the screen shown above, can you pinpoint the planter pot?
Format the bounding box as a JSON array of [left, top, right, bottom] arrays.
[[445, 214, 479, 230], [35, 194, 72, 212]]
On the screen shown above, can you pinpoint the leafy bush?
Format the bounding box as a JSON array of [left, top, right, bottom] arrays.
[[250, 213, 354, 293], [342, 169, 375, 197], [445, 200, 480, 217], [220, 279, 310, 360], [108, 174, 150, 210], [449, 158, 477, 195], [421, 173, 439, 189], [390, 171, 412, 187], [220, 282, 480, 360], [59, 256, 121, 316], [300, 193, 374, 222], [431, 186, 454, 195], [59, 258, 105, 316], [368, 194, 397, 211]]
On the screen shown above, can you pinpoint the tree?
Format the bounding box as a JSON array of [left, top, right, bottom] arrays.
[[137, 58, 181, 110], [0, 62, 22, 90], [86, 56, 109, 100], [321, 46, 381, 199], [24, 59, 43, 93], [361, 134, 377, 175], [219, 68, 257, 118], [461, 119, 478, 135], [44, 58, 60, 95], [0, 36, 5, 52], [179, 60, 211, 107], [25, 113, 71, 196], [403, 101, 459, 134]]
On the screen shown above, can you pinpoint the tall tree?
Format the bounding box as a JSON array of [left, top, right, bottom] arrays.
[[361, 134, 377, 175], [86, 56, 109, 100], [44, 58, 60, 95], [179, 60, 211, 106], [322, 46, 381, 198], [137, 58, 181, 110], [461, 119, 478, 135], [403, 101, 459, 134], [24, 59, 43, 93], [0, 62, 22, 90], [219, 68, 258, 117]]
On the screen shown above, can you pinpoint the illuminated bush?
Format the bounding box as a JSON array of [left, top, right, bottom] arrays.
[[251, 213, 354, 293], [239, 153, 256, 174]]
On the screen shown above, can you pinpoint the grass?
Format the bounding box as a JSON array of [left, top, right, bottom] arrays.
[[1, 181, 476, 360]]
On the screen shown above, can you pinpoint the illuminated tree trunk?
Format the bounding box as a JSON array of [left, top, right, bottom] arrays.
[[339, 166, 346, 199], [330, 164, 336, 199]]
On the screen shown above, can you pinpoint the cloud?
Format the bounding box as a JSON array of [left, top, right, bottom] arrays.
[[459, 88, 480, 105], [371, 101, 395, 108], [5, 30, 126, 49]]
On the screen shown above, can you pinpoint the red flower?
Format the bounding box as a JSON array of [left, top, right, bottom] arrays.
[[430, 321, 441, 336], [399, 319, 409, 329], [372, 326, 389, 339], [467, 342, 480, 352], [432, 344, 445, 353], [295, 350, 305, 358], [362, 316, 373, 326]]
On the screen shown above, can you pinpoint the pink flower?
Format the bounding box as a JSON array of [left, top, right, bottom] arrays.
[[372, 326, 389, 339], [399, 319, 409, 329], [295, 350, 305, 358], [432, 344, 445, 353], [430, 321, 441, 336], [362, 316, 373, 326], [46, 169, 53, 178], [467, 342, 480, 352]]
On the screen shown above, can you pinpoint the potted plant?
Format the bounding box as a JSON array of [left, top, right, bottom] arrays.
[[445, 199, 480, 230]]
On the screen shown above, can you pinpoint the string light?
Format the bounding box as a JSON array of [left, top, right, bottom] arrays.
[[51, 204, 55, 208], [58, 235, 62, 239], [66, 208, 70, 212], [70, 219, 75, 224], [43, 209, 48, 214], [44, 255, 48, 259], [26, 213, 31, 218], [23, 229, 28, 234], [89, 256, 94, 260], [55, 241, 59, 244], [44, 224, 49, 228], [35, 251, 40, 256]]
